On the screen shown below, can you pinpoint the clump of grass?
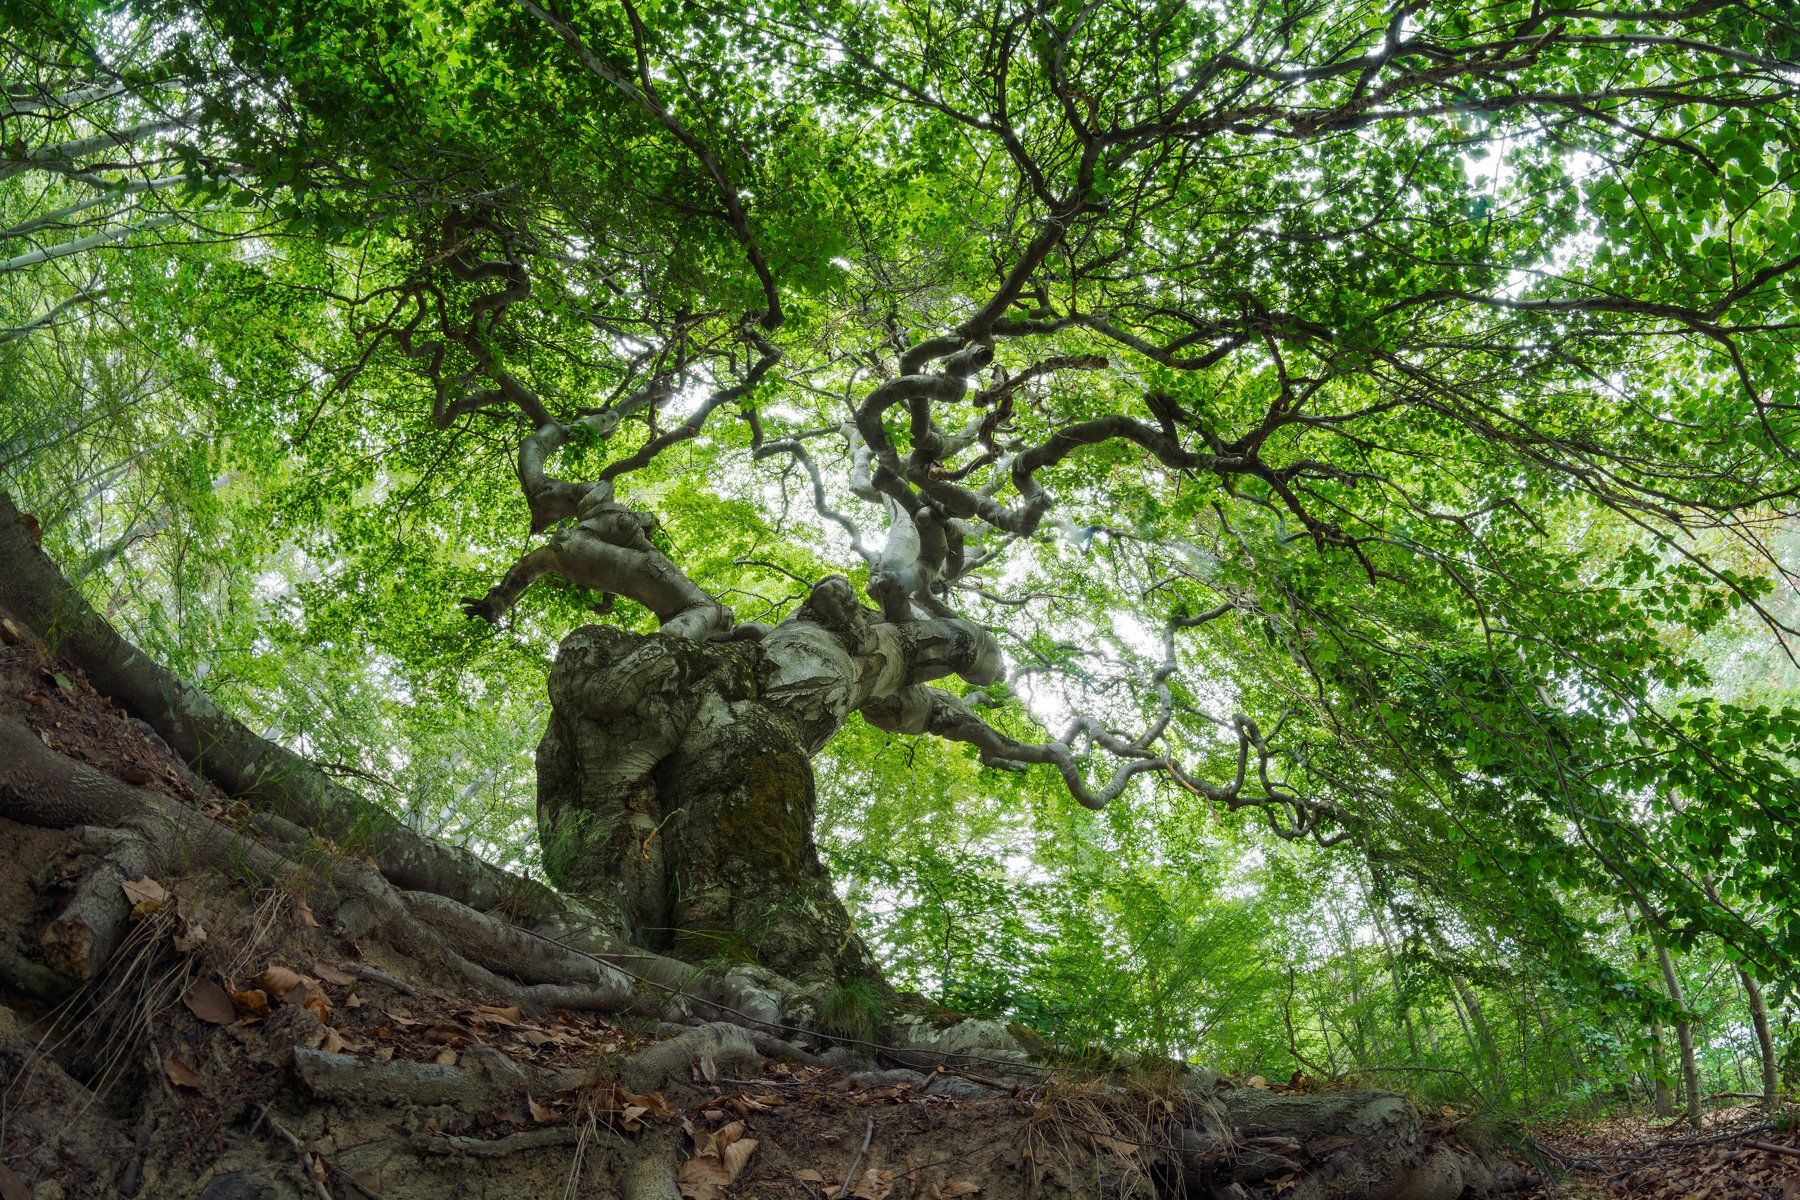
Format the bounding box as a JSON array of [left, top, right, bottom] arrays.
[[817, 976, 887, 1043]]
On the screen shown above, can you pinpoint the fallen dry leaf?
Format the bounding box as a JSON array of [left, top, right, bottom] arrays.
[[721, 1138, 756, 1179], [183, 978, 236, 1025], [257, 966, 328, 1019], [121, 877, 167, 904], [940, 1182, 982, 1198], [120, 876, 168, 917], [163, 1054, 204, 1091], [320, 1027, 349, 1054], [257, 965, 308, 995], [230, 988, 271, 1019], [434, 1048, 458, 1066], [794, 1169, 828, 1183], [295, 898, 319, 928], [529, 1095, 557, 1125], [585, 1082, 670, 1132], [173, 920, 207, 953], [724, 1093, 781, 1117], [0, 1162, 30, 1200], [676, 1121, 758, 1200], [677, 1156, 734, 1200], [853, 1169, 895, 1200]]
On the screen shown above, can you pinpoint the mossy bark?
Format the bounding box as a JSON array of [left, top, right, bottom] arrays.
[[537, 624, 881, 988]]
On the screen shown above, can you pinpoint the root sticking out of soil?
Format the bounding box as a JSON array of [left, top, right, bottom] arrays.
[[0, 504, 1541, 1200]]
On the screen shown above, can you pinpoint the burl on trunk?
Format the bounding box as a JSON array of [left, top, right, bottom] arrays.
[[534, 577, 1000, 988]]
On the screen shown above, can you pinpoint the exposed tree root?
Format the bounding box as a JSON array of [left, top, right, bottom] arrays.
[[0, 718, 651, 1020], [294, 1045, 588, 1106], [40, 826, 155, 980], [0, 706, 1527, 1199], [745, 1027, 826, 1065], [412, 1124, 587, 1157], [402, 889, 636, 1002], [615, 1021, 762, 1093], [0, 492, 554, 917], [0, 509, 1539, 1199]]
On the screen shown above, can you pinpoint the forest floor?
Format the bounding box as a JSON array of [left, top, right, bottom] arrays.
[[1532, 1105, 1800, 1200], [0, 616, 1157, 1198], [0, 602, 1784, 1199]]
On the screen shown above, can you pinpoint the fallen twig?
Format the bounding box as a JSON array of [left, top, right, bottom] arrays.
[[412, 1125, 586, 1157], [1559, 1121, 1778, 1167], [353, 965, 418, 996], [259, 1106, 332, 1200], [837, 1116, 875, 1200]]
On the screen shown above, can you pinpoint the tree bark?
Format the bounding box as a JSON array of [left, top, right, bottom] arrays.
[[1364, 891, 1418, 1058], [535, 578, 999, 989], [1443, 966, 1506, 1104], [1654, 940, 1703, 1128], [1739, 968, 1779, 1115], [1633, 894, 1703, 1129], [1647, 1015, 1675, 1117]]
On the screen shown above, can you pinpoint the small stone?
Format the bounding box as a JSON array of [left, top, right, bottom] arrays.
[[923, 1075, 994, 1101]]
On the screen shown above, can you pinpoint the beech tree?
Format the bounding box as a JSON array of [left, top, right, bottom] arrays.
[[5, 0, 1800, 1008]]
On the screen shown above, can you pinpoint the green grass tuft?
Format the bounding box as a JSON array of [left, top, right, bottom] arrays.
[[818, 976, 887, 1043]]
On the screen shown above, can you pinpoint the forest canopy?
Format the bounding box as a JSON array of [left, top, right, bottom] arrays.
[[4, 0, 1800, 1115]]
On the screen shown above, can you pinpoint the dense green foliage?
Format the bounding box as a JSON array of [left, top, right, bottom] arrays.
[[4, 0, 1800, 1117]]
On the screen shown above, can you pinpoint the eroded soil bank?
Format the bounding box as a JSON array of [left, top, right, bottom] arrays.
[[0, 564, 1539, 1200]]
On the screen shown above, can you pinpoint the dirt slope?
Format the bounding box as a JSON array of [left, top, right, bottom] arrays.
[[0, 585, 1539, 1200], [1534, 1107, 1800, 1200]]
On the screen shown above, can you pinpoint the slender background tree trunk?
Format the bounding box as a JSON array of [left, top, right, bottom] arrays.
[[1739, 968, 1779, 1115]]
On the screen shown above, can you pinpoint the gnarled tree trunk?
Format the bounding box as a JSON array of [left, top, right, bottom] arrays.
[[0, 494, 1527, 1200], [533, 577, 1000, 989]]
